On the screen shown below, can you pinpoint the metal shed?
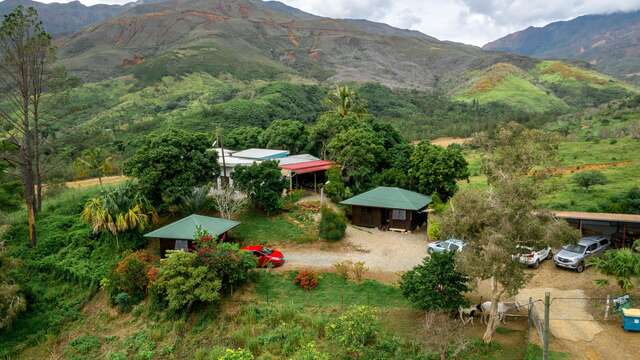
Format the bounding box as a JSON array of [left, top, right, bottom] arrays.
[[552, 211, 640, 247], [341, 187, 432, 231]]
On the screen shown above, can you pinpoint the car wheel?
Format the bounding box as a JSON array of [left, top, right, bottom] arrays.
[[576, 263, 585, 273], [545, 251, 553, 260], [532, 260, 540, 269]]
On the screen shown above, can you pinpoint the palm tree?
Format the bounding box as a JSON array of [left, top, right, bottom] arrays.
[[75, 148, 113, 185], [81, 182, 158, 247], [327, 85, 365, 117]]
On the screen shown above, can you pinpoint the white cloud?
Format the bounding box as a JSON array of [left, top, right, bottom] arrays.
[[36, 0, 640, 45]]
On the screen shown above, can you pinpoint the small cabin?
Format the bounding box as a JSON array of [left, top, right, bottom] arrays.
[[144, 214, 240, 257], [341, 187, 432, 232]]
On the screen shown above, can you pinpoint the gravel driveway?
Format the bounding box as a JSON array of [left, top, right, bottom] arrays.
[[281, 225, 428, 272]]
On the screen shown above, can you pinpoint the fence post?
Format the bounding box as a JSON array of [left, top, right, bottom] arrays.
[[605, 295, 611, 321], [544, 292, 550, 360], [527, 297, 533, 343]]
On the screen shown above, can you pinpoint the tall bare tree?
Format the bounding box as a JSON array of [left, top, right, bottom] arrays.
[[0, 6, 53, 246]]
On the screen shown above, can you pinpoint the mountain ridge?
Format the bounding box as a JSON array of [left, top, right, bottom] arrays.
[[484, 10, 640, 84]]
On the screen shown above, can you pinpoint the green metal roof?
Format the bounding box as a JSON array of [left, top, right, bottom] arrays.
[[144, 214, 240, 240], [340, 187, 432, 211]]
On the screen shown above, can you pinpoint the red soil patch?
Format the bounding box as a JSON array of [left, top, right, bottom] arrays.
[[121, 54, 144, 67], [542, 62, 608, 85], [539, 160, 631, 176]]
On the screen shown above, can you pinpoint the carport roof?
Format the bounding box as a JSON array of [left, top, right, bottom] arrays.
[[552, 211, 640, 224], [144, 214, 240, 240], [341, 187, 432, 211]]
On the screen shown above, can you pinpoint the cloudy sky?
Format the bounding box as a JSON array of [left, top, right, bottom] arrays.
[[37, 0, 640, 45]]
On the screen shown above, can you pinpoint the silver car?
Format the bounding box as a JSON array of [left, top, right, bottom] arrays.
[[427, 239, 465, 254], [553, 236, 610, 272]]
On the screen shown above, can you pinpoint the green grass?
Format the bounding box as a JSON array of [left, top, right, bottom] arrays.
[[232, 209, 317, 245], [460, 137, 640, 212], [255, 272, 410, 308], [457, 75, 569, 113]]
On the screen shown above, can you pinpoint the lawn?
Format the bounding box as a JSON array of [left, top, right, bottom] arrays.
[[460, 138, 640, 212], [232, 204, 318, 245]]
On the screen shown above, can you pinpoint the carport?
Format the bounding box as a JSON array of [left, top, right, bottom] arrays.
[[552, 211, 640, 247]]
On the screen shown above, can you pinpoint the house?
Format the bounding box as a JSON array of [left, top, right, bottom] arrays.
[[212, 148, 333, 191], [144, 214, 240, 257], [341, 187, 432, 231]]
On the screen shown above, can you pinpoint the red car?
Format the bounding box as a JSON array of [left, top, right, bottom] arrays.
[[241, 245, 285, 268]]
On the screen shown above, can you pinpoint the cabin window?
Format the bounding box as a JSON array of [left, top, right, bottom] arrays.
[[391, 209, 406, 220], [175, 240, 188, 251]]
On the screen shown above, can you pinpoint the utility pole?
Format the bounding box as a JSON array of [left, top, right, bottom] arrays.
[[544, 292, 550, 360], [216, 129, 227, 186]]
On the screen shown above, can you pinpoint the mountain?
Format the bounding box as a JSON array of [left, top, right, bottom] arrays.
[[484, 11, 640, 84], [56, 0, 536, 88], [0, 0, 134, 35]]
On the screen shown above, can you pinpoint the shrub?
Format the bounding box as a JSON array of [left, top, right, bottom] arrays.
[[153, 250, 222, 313], [64, 335, 101, 360], [319, 207, 347, 241], [324, 167, 351, 203], [218, 348, 254, 360], [572, 170, 607, 191], [400, 251, 469, 311], [326, 306, 380, 356], [428, 220, 441, 241], [290, 342, 330, 360], [333, 261, 353, 280], [197, 242, 257, 293], [351, 262, 368, 282], [293, 270, 319, 291], [106, 251, 157, 310]]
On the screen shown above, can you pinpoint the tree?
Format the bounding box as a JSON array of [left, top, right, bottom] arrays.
[[74, 148, 113, 185], [0, 161, 22, 213], [589, 249, 640, 292], [407, 143, 469, 200], [400, 251, 469, 311], [572, 170, 608, 191], [319, 207, 347, 241], [232, 161, 286, 214], [327, 124, 384, 193], [440, 123, 579, 343], [324, 166, 351, 203], [326, 85, 366, 118], [81, 182, 158, 246], [260, 119, 309, 154], [308, 112, 352, 160], [152, 250, 222, 313], [124, 129, 219, 206], [224, 126, 263, 150], [179, 185, 214, 215], [326, 306, 380, 357], [210, 185, 247, 220], [0, 6, 54, 246]]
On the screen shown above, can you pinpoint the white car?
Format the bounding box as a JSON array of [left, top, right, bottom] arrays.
[[514, 246, 552, 269]]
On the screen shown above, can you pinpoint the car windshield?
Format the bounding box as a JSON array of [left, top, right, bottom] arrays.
[[563, 244, 586, 254], [261, 247, 273, 255]]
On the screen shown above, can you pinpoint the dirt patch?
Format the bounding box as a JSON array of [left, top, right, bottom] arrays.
[[280, 226, 427, 273], [64, 175, 128, 189], [516, 288, 603, 342], [540, 160, 631, 176], [430, 137, 472, 147]]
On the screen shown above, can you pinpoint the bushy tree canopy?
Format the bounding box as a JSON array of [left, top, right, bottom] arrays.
[[260, 119, 309, 154], [408, 143, 469, 200], [232, 161, 286, 214], [400, 251, 468, 311], [224, 126, 263, 151], [572, 170, 608, 191], [124, 129, 219, 205], [319, 207, 347, 241]]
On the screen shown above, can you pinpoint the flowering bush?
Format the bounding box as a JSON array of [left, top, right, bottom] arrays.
[[218, 348, 253, 360], [293, 270, 319, 291], [106, 251, 157, 311], [326, 306, 380, 356]]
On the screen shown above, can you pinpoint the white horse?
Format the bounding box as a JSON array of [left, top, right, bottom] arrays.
[[458, 304, 482, 325], [480, 301, 521, 324]]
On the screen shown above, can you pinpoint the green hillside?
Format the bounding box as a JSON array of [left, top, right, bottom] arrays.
[[455, 61, 637, 112]]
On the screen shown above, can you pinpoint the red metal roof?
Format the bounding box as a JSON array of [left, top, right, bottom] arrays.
[[280, 160, 334, 174]]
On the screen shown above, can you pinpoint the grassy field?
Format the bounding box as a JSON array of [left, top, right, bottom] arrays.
[[460, 138, 640, 211]]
